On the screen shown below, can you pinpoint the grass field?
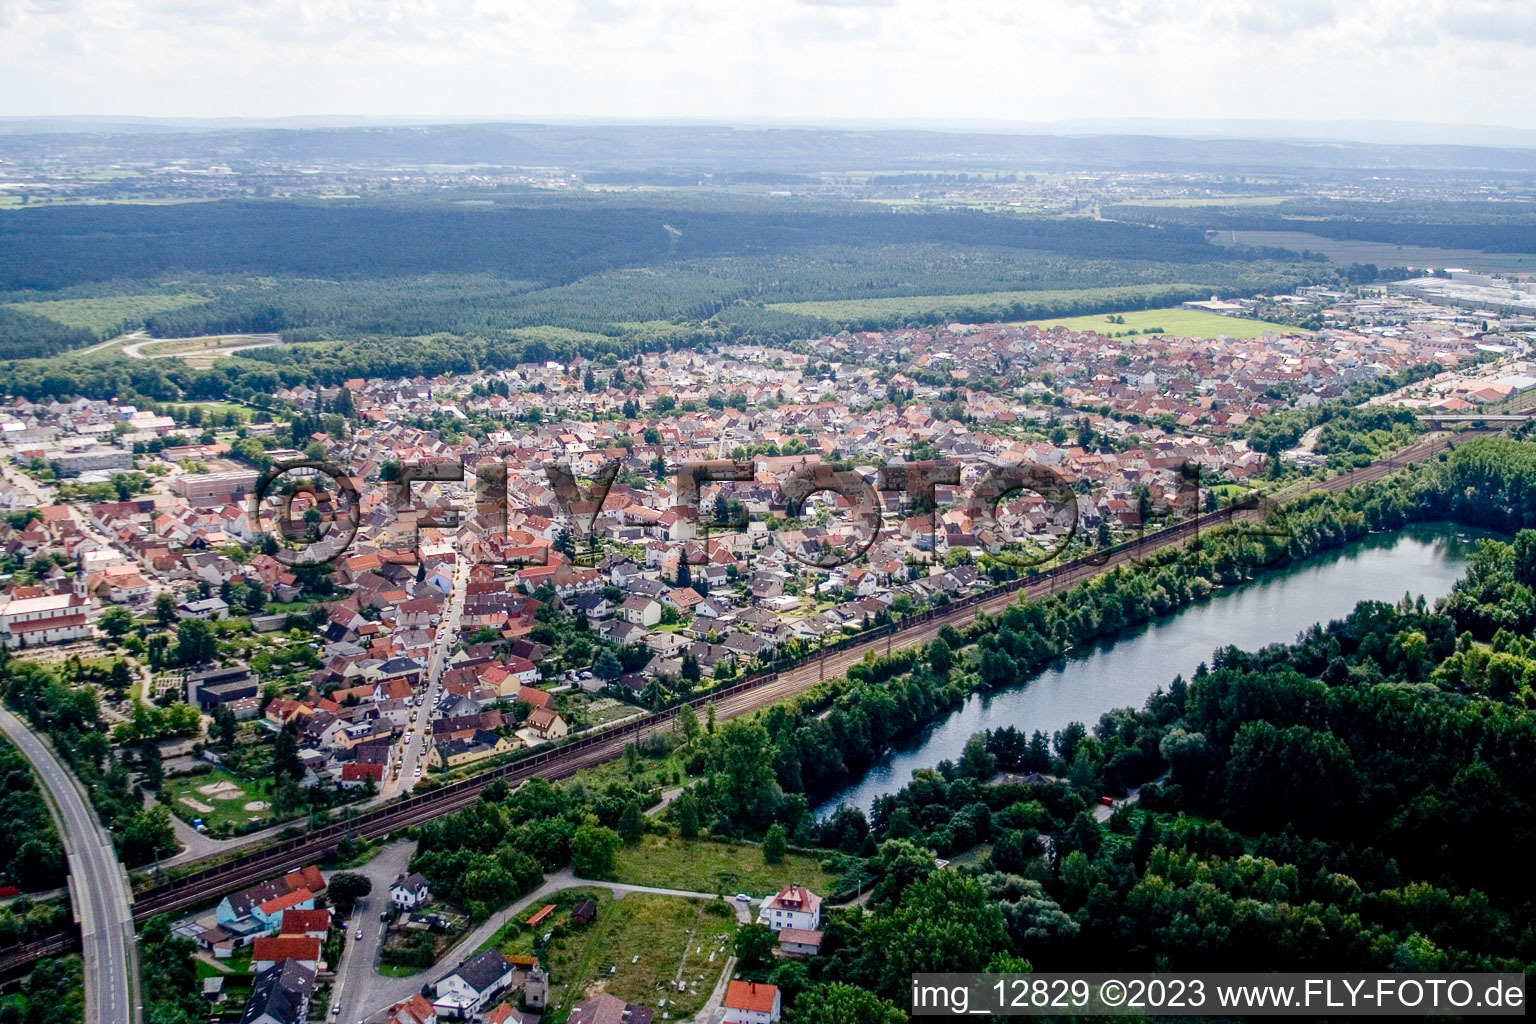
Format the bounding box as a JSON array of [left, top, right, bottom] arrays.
[[500, 888, 736, 1020], [163, 767, 274, 832], [7, 293, 207, 335], [1021, 305, 1297, 339], [613, 832, 841, 898], [765, 283, 1208, 323]]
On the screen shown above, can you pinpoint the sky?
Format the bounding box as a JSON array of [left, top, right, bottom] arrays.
[[2, 0, 1535, 131]]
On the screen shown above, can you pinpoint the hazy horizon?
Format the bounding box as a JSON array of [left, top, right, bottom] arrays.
[[3, 1, 1534, 133]]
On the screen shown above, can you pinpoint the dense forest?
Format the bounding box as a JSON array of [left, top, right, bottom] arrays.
[[0, 198, 1243, 293], [0, 739, 66, 893], [0, 192, 1344, 401], [1106, 198, 1536, 254], [0, 306, 97, 361]]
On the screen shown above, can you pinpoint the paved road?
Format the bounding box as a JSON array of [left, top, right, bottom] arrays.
[[119, 333, 281, 360], [0, 709, 137, 1024], [376, 556, 470, 804], [327, 840, 416, 1024]]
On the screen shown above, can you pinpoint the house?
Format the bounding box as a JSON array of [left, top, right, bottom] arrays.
[[568, 993, 653, 1024], [571, 899, 597, 927], [340, 762, 385, 788], [525, 707, 568, 740], [757, 885, 821, 932], [428, 730, 515, 769], [384, 993, 439, 1024], [251, 935, 323, 973], [240, 958, 316, 1024], [776, 926, 823, 956], [178, 597, 230, 620], [621, 595, 661, 627], [391, 872, 432, 910], [722, 981, 781, 1024], [278, 908, 332, 940], [434, 949, 516, 1019]]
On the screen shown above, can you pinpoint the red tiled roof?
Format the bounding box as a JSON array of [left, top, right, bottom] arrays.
[[257, 888, 314, 916], [279, 908, 332, 935], [251, 935, 322, 962], [724, 981, 778, 1013]]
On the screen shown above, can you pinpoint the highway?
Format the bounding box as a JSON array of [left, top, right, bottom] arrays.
[[0, 432, 1470, 977], [0, 709, 137, 1024]]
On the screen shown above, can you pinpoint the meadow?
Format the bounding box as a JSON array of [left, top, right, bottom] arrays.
[[1021, 305, 1298, 339], [491, 888, 737, 1020]]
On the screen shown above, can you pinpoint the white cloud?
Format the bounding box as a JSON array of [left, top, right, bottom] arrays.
[[0, 0, 1531, 129]]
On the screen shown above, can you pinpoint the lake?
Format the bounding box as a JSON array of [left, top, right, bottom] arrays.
[[817, 523, 1489, 816]]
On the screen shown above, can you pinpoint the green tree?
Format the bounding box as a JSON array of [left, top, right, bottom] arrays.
[[617, 801, 644, 845], [786, 984, 906, 1024], [734, 923, 776, 969], [329, 872, 372, 916], [593, 649, 623, 682], [174, 618, 217, 666], [677, 702, 700, 745], [108, 659, 133, 696], [152, 592, 177, 627], [763, 823, 787, 864], [571, 823, 622, 878], [674, 792, 701, 839], [98, 606, 133, 640]]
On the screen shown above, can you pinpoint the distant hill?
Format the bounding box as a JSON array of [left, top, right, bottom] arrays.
[[1, 121, 1533, 174]]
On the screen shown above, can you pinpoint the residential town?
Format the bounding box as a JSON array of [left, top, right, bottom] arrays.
[[0, 289, 1531, 1024]]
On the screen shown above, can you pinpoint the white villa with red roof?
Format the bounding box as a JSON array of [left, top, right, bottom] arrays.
[[757, 885, 821, 932]]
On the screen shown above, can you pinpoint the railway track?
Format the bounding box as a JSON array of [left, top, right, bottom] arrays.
[[0, 432, 1464, 974]]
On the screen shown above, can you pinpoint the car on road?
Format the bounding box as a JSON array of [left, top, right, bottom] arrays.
[[735, 893, 751, 902], [354, 928, 362, 939], [380, 911, 389, 922], [332, 1003, 341, 1015]]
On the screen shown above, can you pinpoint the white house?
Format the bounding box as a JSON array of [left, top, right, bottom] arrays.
[[757, 885, 821, 933], [723, 981, 781, 1024], [434, 949, 515, 1019], [391, 872, 431, 910]]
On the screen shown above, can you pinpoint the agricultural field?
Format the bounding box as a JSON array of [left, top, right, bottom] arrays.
[[1021, 305, 1297, 339], [765, 283, 1210, 324], [613, 832, 842, 897], [6, 293, 208, 335], [496, 888, 737, 1020], [162, 767, 273, 832]]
